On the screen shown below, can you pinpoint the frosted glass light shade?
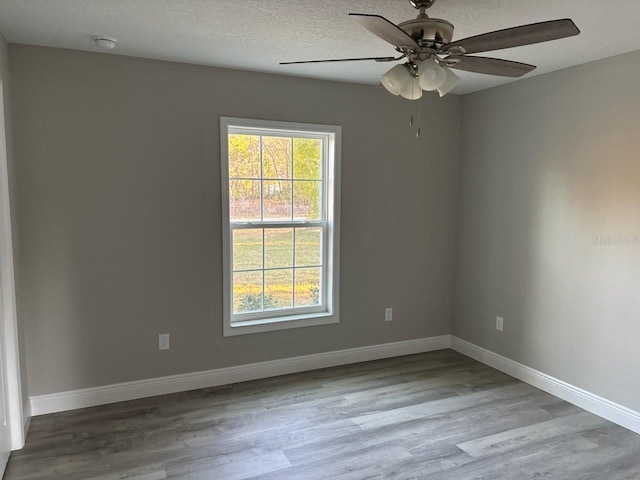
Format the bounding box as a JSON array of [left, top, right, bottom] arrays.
[[418, 58, 446, 91], [399, 76, 422, 100], [380, 64, 411, 96], [437, 66, 460, 97]]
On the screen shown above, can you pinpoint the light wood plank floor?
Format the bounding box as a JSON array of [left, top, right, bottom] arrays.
[[7, 350, 640, 479]]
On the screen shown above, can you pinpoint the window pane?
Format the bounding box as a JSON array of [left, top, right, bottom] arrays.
[[233, 229, 263, 271], [228, 134, 261, 179], [263, 180, 292, 220], [295, 227, 322, 267], [265, 228, 293, 269], [293, 181, 322, 221], [295, 267, 321, 307], [233, 271, 263, 314], [265, 269, 293, 310], [262, 136, 292, 179], [293, 138, 322, 180], [229, 179, 261, 221]]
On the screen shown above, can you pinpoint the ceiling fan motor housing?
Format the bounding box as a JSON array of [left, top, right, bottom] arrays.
[[398, 16, 454, 46]]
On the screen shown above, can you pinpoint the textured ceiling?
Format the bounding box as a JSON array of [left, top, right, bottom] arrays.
[[1, 0, 640, 94]]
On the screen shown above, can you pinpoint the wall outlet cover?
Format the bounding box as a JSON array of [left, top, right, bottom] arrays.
[[159, 333, 170, 350]]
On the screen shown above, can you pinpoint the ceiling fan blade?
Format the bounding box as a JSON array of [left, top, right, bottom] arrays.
[[443, 19, 580, 55], [349, 13, 420, 49], [448, 56, 536, 77], [280, 56, 398, 65]]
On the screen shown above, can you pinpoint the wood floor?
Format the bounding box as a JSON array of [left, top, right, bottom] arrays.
[[6, 350, 640, 480]]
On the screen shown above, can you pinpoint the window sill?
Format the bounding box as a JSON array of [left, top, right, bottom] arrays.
[[223, 312, 339, 336]]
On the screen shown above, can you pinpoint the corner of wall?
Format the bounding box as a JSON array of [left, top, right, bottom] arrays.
[[448, 92, 466, 338], [1, 32, 29, 451], [20, 401, 31, 448]]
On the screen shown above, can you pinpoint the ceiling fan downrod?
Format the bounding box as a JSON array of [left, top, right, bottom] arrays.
[[409, 0, 436, 17], [409, 0, 437, 11]]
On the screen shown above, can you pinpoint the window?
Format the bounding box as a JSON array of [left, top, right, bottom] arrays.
[[220, 117, 341, 336]]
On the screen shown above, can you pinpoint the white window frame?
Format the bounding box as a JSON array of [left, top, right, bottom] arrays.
[[220, 117, 341, 336]]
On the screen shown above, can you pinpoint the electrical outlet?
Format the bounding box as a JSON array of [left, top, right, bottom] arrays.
[[496, 316, 504, 332], [159, 333, 170, 350], [385, 308, 393, 322]]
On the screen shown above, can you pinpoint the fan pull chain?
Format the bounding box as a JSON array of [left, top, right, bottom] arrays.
[[407, 98, 423, 138], [409, 82, 415, 128], [417, 97, 422, 138]]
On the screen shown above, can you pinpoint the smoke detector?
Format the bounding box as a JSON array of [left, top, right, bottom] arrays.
[[93, 37, 117, 50]]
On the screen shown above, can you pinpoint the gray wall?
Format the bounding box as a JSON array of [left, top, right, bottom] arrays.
[[10, 45, 461, 396], [454, 50, 640, 411], [0, 33, 28, 410]]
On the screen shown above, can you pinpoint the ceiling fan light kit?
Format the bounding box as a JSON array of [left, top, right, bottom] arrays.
[[380, 64, 411, 96], [380, 57, 457, 98], [280, 0, 580, 99], [417, 58, 447, 91], [437, 67, 460, 97]]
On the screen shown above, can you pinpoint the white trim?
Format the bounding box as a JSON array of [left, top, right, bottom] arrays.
[[0, 82, 25, 450], [450, 336, 640, 435], [220, 117, 341, 337], [227, 313, 339, 336], [28, 335, 640, 436], [30, 335, 451, 416]]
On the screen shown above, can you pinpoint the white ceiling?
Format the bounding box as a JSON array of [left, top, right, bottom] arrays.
[[1, 0, 640, 95]]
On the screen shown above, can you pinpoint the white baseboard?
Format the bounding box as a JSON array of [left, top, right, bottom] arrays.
[[27, 334, 640, 436], [450, 336, 640, 435], [30, 335, 451, 416]]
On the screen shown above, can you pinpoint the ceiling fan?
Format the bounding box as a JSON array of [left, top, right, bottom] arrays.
[[280, 0, 580, 98]]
